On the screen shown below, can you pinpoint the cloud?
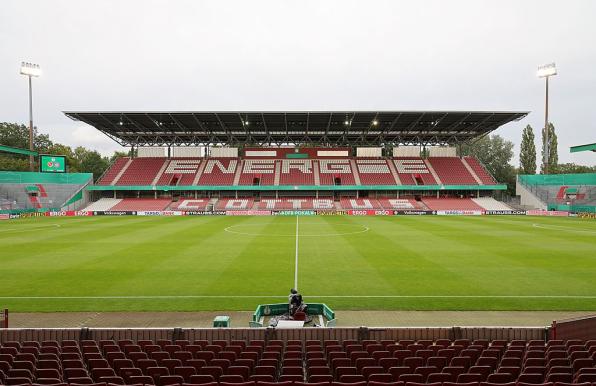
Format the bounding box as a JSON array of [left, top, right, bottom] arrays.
[[1, 0, 594, 166]]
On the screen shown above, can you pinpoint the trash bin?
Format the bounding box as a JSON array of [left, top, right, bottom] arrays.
[[213, 315, 230, 327]]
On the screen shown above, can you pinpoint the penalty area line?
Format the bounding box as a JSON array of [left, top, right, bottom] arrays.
[[294, 215, 299, 290]]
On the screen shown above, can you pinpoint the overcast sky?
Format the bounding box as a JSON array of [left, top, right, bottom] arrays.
[[1, 0, 594, 165]]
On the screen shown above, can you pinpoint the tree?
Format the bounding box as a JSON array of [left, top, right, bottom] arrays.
[[553, 163, 596, 174], [519, 125, 536, 174], [46, 143, 80, 172], [0, 122, 54, 171], [110, 150, 130, 163], [75, 147, 110, 181], [0, 155, 29, 172], [0, 121, 115, 180], [0, 122, 53, 153], [541, 122, 558, 174], [459, 134, 517, 194]]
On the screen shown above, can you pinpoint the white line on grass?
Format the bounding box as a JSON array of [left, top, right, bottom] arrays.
[[532, 223, 596, 234], [294, 215, 299, 290], [223, 223, 369, 237], [2, 295, 596, 299], [0, 224, 61, 234]]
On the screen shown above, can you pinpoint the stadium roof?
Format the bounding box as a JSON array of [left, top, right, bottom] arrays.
[[64, 110, 528, 147], [570, 143, 596, 153]]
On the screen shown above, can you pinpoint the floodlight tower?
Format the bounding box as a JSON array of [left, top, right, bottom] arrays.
[[20, 62, 41, 172], [537, 63, 557, 174]]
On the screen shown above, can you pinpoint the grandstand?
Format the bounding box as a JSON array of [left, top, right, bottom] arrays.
[[1, 333, 596, 385], [2, 110, 596, 386], [517, 173, 596, 213], [0, 172, 92, 212], [61, 111, 526, 213]]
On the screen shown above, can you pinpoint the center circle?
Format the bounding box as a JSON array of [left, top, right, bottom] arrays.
[[224, 222, 370, 237]]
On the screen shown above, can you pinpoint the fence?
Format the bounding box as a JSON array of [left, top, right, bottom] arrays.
[[0, 326, 546, 344], [551, 314, 596, 341]]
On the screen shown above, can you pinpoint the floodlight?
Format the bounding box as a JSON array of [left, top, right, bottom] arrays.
[[372, 120, 378, 126], [344, 120, 349, 125], [20, 61, 42, 171], [537, 63, 556, 78], [537, 62, 558, 174], [20, 62, 41, 77]]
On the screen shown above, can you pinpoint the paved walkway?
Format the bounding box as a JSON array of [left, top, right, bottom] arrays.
[[6, 311, 591, 328]]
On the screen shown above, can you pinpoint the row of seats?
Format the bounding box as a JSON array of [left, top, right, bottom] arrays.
[[1, 339, 595, 386], [84, 197, 509, 212], [214, 198, 255, 211], [427, 158, 477, 185], [5, 380, 596, 386], [464, 157, 496, 185], [421, 198, 484, 211], [109, 199, 172, 212], [97, 157, 495, 187]]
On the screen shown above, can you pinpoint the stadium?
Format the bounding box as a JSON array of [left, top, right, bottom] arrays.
[[1, 108, 596, 384], [2, 1, 596, 386]]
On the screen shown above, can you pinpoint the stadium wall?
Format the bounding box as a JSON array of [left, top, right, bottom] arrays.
[[0, 326, 546, 343], [519, 173, 596, 186], [516, 177, 547, 210], [517, 173, 596, 211], [0, 171, 93, 211], [551, 314, 596, 341]]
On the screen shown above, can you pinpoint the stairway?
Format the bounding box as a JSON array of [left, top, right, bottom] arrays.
[[313, 161, 321, 186], [151, 159, 170, 185], [111, 158, 133, 185], [273, 160, 281, 186], [233, 160, 244, 186], [350, 159, 362, 185], [461, 157, 483, 185], [192, 160, 207, 185], [424, 159, 443, 185], [386, 159, 402, 185]]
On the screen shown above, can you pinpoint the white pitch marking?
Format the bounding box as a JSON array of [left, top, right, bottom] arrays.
[[532, 223, 596, 234], [223, 223, 369, 237], [294, 215, 299, 290], [0, 224, 61, 234]]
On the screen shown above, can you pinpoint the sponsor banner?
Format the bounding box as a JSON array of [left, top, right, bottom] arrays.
[[226, 210, 272, 216], [348, 210, 391, 216], [93, 211, 137, 216], [45, 210, 93, 217], [19, 212, 45, 218], [185, 211, 226, 216], [9, 214, 20, 219], [484, 210, 527, 215], [393, 210, 435, 215], [437, 210, 483, 216], [526, 210, 569, 217], [577, 212, 596, 219], [136, 211, 185, 216], [316, 210, 347, 215], [275, 210, 316, 216], [0, 214, 10, 220]]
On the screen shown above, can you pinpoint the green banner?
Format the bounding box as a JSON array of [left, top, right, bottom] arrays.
[[275, 210, 316, 216], [519, 173, 596, 186], [87, 184, 506, 192], [0, 171, 92, 184]]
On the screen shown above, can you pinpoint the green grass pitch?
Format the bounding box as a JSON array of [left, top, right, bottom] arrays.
[[1, 215, 595, 312]]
